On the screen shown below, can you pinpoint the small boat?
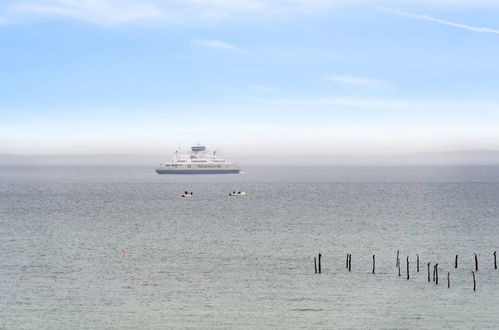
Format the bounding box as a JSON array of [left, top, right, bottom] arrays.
[[229, 191, 246, 196], [182, 191, 193, 197]]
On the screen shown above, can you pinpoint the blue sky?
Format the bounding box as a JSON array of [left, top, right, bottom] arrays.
[[2, 0, 499, 156]]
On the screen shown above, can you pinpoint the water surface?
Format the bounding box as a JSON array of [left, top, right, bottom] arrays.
[[1, 166, 498, 329]]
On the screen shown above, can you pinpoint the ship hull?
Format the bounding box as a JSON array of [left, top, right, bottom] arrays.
[[155, 163, 241, 174], [155, 169, 241, 174]]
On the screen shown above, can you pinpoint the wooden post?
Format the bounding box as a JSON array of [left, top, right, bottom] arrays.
[[406, 256, 410, 280], [396, 250, 400, 267], [472, 271, 476, 291], [346, 254, 349, 269], [455, 254, 458, 268], [427, 263, 430, 282], [447, 272, 450, 288], [494, 251, 497, 270], [348, 254, 351, 272], [416, 254, 419, 272], [435, 263, 439, 285], [314, 257, 317, 274], [318, 253, 322, 274], [372, 255, 375, 274], [475, 253, 478, 271], [432, 264, 436, 282]]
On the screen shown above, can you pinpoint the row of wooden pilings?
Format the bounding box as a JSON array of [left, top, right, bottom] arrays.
[[313, 250, 498, 291]]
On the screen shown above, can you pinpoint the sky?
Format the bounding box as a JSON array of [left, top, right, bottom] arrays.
[[1, 0, 499, 157]]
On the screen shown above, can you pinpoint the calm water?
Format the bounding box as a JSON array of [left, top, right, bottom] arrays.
[[1, 166, 499, 329]]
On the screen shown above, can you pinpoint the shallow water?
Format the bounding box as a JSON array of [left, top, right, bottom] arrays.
[[1, 166, 499, 329]]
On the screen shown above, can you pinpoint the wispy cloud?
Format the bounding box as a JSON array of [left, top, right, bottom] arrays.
[[326, 75, 392, 88], [4, 1, 499, 26], [398, 11, 499, 34], [7, 0, 162, 25], [193, 39, 245, 52]]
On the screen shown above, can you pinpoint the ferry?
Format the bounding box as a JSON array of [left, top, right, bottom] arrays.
[[155, 144, 241, 174]]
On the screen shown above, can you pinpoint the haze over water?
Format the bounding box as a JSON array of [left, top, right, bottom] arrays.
[[1, 165, 499, 329]]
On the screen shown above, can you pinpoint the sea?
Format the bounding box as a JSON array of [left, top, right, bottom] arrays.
[[1, 165, 499, 329]]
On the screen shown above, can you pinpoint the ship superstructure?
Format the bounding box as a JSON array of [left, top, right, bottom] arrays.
[[155, 145, 241, 174]]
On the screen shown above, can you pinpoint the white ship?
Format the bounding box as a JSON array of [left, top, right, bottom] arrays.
[[155, 145, 241, 174]]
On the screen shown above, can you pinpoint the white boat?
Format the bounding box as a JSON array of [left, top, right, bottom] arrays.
[[156, 144, 241, 174], [181, 191, 193, 197]]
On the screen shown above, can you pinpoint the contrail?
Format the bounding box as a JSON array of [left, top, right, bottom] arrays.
[[399, 11, 499, 35]]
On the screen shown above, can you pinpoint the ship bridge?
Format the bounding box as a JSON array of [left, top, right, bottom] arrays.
[[191, 145, 206, 153]]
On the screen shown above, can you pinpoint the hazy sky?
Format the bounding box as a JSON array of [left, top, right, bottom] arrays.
[[1, 0, 499, 156]]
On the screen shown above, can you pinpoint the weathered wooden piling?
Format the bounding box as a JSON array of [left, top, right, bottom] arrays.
[[372, 255, 375, 274], [494, 251, 497, 270], [447, 272, 450, 288], [346, 254, 349, 269], [472, 271, 476, 291], [435, 263, 439, 285], [427, 263, 431, 282], [314, 257, 317, 274], [396, 250, 400, 267], [348, 254, 352, 272], [432, 264, 436, 282], [475, 253, 478, 271], [455, 254, 458, 268], [318, 253, 322, 274], [406, 256, 410, 280], [416, 254, 419, 272]]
